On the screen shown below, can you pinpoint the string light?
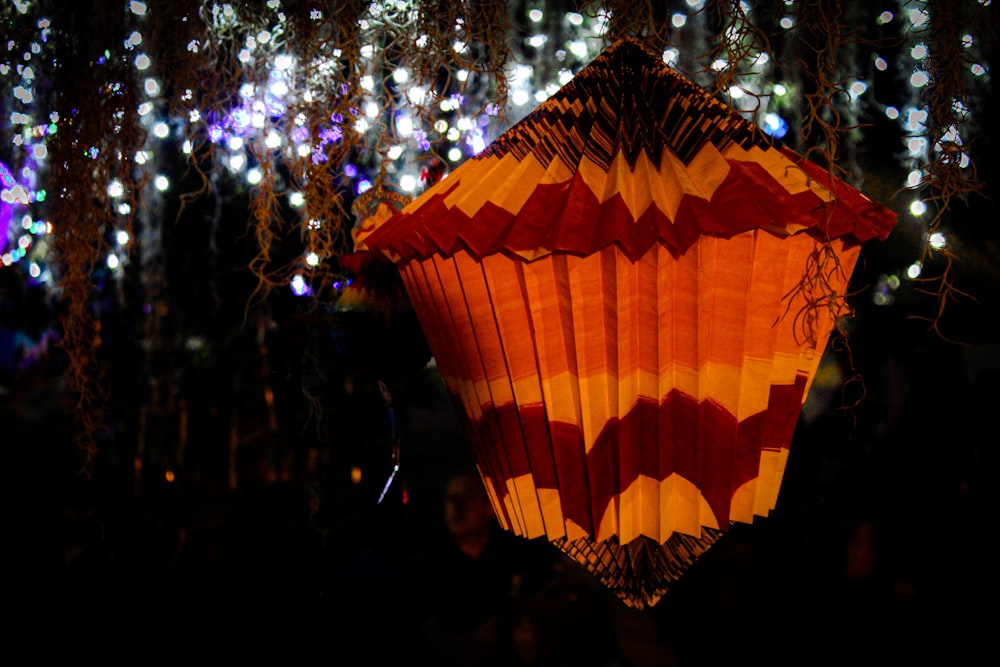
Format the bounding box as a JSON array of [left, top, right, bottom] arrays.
[[0, 0, 986, 341]]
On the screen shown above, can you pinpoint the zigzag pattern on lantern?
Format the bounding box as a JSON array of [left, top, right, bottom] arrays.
[[365, 132, 892, 265], [473, 389, 800, 545], [361, 36, 898, 609], [395, 234, 859, 549], [363, 39, 894, 265], [482, 37, 761, 169]]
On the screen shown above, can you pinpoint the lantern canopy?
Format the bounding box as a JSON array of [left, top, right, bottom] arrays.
[[362, 37, 897, 608]]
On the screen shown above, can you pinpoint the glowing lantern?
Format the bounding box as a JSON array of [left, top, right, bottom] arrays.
[[361, 38, 897, 608]]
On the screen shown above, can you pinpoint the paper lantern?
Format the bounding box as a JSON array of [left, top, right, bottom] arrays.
[[361, 37, 897, 608]]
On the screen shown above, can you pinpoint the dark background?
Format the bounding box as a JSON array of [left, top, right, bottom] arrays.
[[3, 1, 999, 662]]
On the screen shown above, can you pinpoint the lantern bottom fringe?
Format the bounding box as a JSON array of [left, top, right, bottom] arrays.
[[554, 528, 725, 610]]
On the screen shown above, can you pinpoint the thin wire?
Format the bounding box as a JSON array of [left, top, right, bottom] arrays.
[[376, 379, 400, 504]]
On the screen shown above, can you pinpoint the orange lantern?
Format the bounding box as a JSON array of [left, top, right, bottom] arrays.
[[361, 37, 897, 608]]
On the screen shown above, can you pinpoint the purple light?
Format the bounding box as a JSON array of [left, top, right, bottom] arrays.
[[264, 95, 286, 117], [414, 130, 430, 152], [321, 126, 343, 144], [1, 202, 11, 255], [229, 108, 252, 134], [1, 161, 19, 255]]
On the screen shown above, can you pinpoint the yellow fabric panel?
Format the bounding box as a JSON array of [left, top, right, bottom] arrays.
[[424, 255, 488, 385], [661, 473, 716, 539], [729, 478, 756, 524], [609, 473, 719, 545], [696, 235, 754, 412], [499, 487, 524, 535], [740, 232, 794, 362], [575, 150, 649, 218], [564, 517, 591, 542], [521, 256, 584, 427], [402, 260, 486, 427], [732, 232, 793, 421], [537, 487, 568, 541], [479, 254, 539, 390], [733, 358, 778, 421], [453, 252, 515, 406], [573, 145, 738, 223], [618, 474, 660, 543], [615, 247, 661, 418], [771, 350, 807, 389], [729, 447, 790, 522], [537, 152, 578, 185], [670, 364, 702, 402], [595, 492, 620, 543], [539, 373, 583, 429], [753, 447, 789, 516], [443, 152, 544, 217], [564, 249, 616, 447], [725, 143, 816, 198], [682, 477, 721, 533], [686, 140, 734, 199], [521, 255, 575, 379], [658, 245, 699, 398], [502, 474, 551, 540], [576, 373, 617, 454]]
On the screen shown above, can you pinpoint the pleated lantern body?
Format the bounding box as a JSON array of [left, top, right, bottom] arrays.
[[362, 38, 897, 608]]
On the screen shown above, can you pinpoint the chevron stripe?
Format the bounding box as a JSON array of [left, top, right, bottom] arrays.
[[362, 40, 895, 263], [400, 238, 858, 420], [395, 233, 855, 546], [469, 394, 798, 546]]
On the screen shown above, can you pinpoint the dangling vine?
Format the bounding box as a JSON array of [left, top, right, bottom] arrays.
[[910, 0, 987, 340], [4, 0, 993, 471], [45, 1, 148, 470], [785, 0, 859, 356]]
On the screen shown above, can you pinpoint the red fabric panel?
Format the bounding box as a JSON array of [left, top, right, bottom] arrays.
[[364, 157, 896, 263], [471, 379, 807, 537]]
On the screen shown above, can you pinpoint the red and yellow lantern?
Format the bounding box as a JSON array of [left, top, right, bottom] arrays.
[[362, 37, 897, 608]]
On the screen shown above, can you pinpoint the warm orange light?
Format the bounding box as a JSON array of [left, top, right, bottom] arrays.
[[363, 38, 897, 608], [351, 466, 363, 485]]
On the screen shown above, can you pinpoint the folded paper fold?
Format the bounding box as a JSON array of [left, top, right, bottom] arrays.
[[361, 36, 896, 608]]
